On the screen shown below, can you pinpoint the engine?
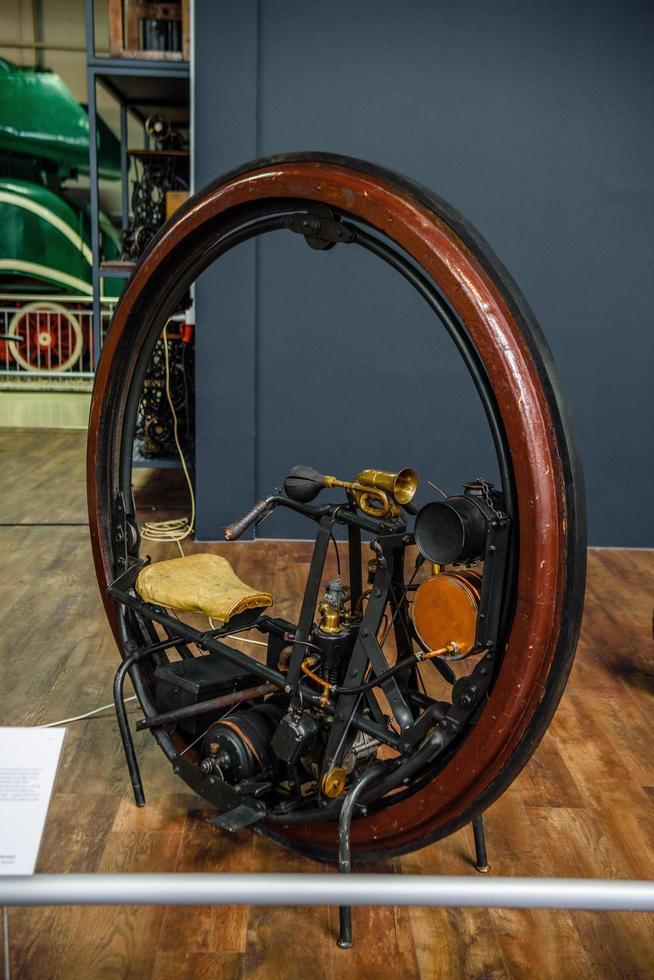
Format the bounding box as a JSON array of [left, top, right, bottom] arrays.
[[198, 576, 360, 796]]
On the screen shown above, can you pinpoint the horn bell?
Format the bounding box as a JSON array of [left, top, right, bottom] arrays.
[[355, 467, 419, 506]]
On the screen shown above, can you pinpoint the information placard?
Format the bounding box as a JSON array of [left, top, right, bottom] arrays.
[[0, 727, 65, 876]]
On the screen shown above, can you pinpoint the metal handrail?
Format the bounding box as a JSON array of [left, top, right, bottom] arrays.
[[1, 873, 653, 912]]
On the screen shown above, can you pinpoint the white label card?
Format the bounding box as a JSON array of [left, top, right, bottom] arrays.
[[0, 727, 65, 875]]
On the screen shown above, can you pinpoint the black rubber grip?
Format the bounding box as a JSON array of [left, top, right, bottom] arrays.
[[224, 498, 271, 541]]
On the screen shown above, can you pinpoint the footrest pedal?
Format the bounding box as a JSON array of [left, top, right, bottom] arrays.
[[210, 801, 266, 832]]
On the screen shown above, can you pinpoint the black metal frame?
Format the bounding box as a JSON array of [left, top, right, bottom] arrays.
[[109, 465, 508, 843]]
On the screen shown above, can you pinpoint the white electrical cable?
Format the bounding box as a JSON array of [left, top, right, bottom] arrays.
[[207, 617, 267, 646], [140, 322, 195, 551], [33, 697, 138, 729]]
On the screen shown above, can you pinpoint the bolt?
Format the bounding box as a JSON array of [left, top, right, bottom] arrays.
[[284, 684, 292, 694], [374, 589, 381, 598], [489, 545, 496, 552]]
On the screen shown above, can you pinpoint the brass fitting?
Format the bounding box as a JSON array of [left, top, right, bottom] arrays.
[[321, 767, 346, 798], [318, 599, 342, 634]]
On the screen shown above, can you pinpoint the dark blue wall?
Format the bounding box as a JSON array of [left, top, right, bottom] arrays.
[[194, 0, 654, 545]]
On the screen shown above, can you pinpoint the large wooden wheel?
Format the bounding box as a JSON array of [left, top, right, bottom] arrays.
[[88, 154, 585, 861]]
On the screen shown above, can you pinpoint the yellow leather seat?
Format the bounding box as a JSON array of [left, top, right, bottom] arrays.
[[135, 553, 272, 624]]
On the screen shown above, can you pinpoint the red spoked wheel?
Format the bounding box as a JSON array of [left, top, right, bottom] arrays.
[[88, 155, 585, 862], [8, 301, 83, 372]]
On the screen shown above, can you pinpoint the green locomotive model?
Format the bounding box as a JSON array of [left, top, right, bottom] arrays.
[[0, 58, 121, 371]]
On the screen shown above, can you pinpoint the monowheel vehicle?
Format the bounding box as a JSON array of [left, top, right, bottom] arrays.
[[87, 153, 586, 864]]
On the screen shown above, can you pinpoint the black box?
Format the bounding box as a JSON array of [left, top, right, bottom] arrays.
[[154, 654, 257, 737]]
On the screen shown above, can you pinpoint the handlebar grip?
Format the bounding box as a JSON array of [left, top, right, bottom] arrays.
[[224, 498, 272, 541]]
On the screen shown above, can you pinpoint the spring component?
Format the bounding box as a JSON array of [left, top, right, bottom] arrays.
[[320, 665, 340, 686]]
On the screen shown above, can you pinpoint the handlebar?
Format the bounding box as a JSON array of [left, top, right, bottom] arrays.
[[224, 497, 275, 541], [224, 486, 414, 542]]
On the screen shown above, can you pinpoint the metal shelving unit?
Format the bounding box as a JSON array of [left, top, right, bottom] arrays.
[[84, 0, 190, 368]]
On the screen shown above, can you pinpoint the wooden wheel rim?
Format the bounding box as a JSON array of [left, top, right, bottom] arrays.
[[88, 154, 585, 861]]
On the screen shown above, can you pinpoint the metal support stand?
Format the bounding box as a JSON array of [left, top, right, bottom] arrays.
[[337, 764, 386, 949], [472, 814, 490, 873], [2, 907, 9, 980], [113, 649, 151, 807]]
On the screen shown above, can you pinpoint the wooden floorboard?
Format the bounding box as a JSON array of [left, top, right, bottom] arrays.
[[1, 428, 653, 978]]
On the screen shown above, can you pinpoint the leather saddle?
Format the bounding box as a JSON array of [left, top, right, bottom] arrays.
[[135, 553, 272, 624]]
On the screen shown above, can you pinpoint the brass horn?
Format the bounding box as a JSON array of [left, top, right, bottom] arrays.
[[350, 468, 418, 518], [284, 464, 418, 518]]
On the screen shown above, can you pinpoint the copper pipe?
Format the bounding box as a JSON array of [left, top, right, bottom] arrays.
[[300, 657, 332, 693], [422, 643, 459, 660], [278, 645, 293, 673], [136, 683, 276, 731]]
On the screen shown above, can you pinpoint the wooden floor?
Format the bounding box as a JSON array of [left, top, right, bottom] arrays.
[[1, 427, 653, 979]]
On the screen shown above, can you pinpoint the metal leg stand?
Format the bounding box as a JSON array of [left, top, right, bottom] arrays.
[[472, 814, 490, 873], [3, 906, 10, 980], [337, 764, 385, 949], [113, 650, 149, 808]]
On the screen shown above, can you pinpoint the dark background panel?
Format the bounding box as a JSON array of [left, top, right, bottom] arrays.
[[193, 2, 258, 538], [194, 0, 654, 545], [255, 236, 497, 538]]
